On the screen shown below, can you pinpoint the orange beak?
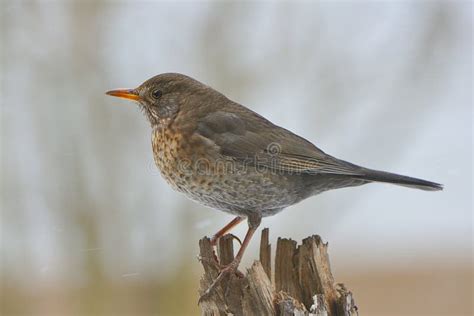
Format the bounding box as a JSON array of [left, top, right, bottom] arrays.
[[105, 88, 140, 101]]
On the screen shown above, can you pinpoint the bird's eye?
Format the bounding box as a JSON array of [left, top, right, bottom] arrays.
[[151, 90, 162, 99]]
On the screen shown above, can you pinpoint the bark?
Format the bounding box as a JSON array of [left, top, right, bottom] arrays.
[[199, 228, 358, 316]]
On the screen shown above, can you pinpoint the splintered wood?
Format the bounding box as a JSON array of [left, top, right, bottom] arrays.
[[198, 228, 358, 316]]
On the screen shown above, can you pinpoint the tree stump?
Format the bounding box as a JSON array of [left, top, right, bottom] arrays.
[[198, 228, 358, 316]]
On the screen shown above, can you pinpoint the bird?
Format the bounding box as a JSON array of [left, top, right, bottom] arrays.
[[106, 73, 442, 300]]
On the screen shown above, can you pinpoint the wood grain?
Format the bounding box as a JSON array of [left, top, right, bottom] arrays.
[[199, 229, 358, 316]]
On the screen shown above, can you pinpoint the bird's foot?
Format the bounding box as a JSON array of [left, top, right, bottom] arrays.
[[198, 259, 243, 303], [210, 233, 243, 247], [209, 233, 243, 265], [198, 255, 244, 278], [198, 255, 221, 269]]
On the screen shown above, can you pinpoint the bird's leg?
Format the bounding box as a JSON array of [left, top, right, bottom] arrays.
[[209, 216, 244, 265], [210, 216, 244, 246], [199, 214, 261, 303]]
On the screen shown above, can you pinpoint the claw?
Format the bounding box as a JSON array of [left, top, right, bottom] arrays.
[[199, 215, 260, 304], [211, 233, 243, 265], [198, 260, 241, 303], [196, 246, 221, 268], [198, 253, 245, 278], [228, 233, 243, 246]]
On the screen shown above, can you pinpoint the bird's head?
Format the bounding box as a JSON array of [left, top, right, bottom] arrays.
[[106, 73, 202, 126]]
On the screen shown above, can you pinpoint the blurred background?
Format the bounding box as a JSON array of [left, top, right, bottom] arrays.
[[1, 1, 472, 315]]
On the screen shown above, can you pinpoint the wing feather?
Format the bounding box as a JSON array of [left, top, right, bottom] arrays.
[[196, 110, 363, 176]]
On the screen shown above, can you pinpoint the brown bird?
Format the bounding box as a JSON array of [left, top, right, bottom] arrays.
[[106, 73, 442, 299]]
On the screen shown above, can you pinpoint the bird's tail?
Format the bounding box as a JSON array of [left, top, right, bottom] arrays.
[[355, 168, 443, 191]]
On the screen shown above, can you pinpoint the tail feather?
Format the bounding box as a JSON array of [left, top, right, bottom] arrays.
[[356, 168, 443, 191]]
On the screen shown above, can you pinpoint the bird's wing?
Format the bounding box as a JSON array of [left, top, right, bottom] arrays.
[[196, 110, 364, 175]]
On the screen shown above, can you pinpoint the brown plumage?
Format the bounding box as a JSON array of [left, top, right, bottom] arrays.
[[106, 72, 442, 300]]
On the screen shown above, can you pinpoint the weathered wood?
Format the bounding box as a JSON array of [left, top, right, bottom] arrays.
[[275, 291, 308, 316], [297, 235, 337, 314], [335, 283, 358, 316], [217, 234, 235, 266], [218, 234, 243, 314], [198, 229, 358, 316], [198, 237, 227, 315], [242, 262, 275, 315], [259, 228, 271, 279], [275, 238, 301, 300], [310, 294, 329, 316]]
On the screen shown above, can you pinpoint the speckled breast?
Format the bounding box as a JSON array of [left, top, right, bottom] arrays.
[[150, 126, 302, 216], [151, 125, 230, 202], [151, 126, 189, 191]]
